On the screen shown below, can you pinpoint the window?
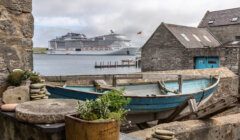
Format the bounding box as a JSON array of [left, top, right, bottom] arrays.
[[192, 34, 201, 42], [203, 35, 211, 42], [181, 33, 190, 41], [208, 20, 214, 24], [208, 60, 217, 64], [235, 36, 240, 40], [232, 41, 240, 45], [231, 17, 238, 22]]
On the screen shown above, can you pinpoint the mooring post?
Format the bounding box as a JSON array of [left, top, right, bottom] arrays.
[[178, 75, 183, 94], [113, 75, 117, 87]]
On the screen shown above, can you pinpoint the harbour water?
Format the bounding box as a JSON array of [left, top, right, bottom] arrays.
[[33, 54, 141, 76]]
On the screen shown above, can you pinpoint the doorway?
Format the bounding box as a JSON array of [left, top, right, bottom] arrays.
[[194, 56, 220, 69]]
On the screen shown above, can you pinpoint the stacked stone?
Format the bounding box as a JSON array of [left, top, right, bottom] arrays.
[[30, 83, 49, 101], [147, 129, 175, 140]]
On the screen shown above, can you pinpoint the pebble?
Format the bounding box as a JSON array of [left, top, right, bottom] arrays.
[[1, 104, 18, 112], [43, 96, 49, 99], [30, 89, 41, 94], [30, 83, 46, 89], [31, 94, 46, 98], [39, 90, 46, 94], [30, 83, 48, 101], [32, 98, 42, 101], [155, 129, 175, 136], [152, 134, 174, 140]]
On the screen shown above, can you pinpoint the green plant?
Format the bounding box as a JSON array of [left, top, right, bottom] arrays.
[[7, 70, 25, 86], [7, 69, 41, 86], [77, 89, 130, 121], [30, 75, 41, 84]]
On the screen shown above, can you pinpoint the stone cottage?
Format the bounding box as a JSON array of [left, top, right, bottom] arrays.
[[142, 7, 240, 73], [198, 7, 240, 44]]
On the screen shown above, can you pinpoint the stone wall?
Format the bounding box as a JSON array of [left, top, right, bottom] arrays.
[[142, 35, 239, 73], [141, 23, 185, 72], [184, 47, 239, 74], [141, 23, 240, 73], [0, 112, 65, 140], [129, 113, 240, 140], [206, 24, 240, 44], [0, 0, 33, 94]]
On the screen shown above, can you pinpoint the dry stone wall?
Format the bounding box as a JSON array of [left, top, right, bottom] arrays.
[[0, 0, 33, 94]]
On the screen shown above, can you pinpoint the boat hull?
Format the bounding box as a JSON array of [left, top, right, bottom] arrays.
[[46, 78, 218, 112], [46, 77, 219, 123]]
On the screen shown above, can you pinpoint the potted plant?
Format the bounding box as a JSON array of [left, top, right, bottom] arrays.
[[65, 89, 130, 140]]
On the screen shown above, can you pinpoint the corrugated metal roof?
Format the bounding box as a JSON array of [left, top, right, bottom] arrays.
[[164, 23, 221, 48], [198, 7, 240, 27]]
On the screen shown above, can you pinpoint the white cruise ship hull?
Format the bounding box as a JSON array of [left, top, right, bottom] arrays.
[[47, 47, 139, 55]]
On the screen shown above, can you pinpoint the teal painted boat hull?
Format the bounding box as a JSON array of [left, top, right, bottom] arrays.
[[46, 77, 219, 113]]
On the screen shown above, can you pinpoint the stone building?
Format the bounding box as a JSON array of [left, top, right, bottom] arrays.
[[142, 7, 240, 73], [198, 7, 240, 44], [0, 0, 33, 94]]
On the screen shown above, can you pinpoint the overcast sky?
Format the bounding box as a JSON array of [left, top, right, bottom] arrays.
[[33, 0, 240, 48]]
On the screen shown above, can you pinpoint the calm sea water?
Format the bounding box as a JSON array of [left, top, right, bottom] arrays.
[[33, 54, 141, 76]]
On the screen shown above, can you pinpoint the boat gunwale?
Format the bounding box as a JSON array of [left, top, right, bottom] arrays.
[[46, 76, 220, 99]]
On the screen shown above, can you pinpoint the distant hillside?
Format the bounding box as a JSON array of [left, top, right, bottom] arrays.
[[33, 47, 48, 54]]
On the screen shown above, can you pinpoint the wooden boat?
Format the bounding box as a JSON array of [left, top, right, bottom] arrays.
[[46, 76, 220, 124]]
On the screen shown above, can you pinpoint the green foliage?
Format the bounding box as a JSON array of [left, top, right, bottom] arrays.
[[30, 75, 41, 84], [77, 89, 131, 122], [7, 70, 25, 86], [7, 69, 41, 86]]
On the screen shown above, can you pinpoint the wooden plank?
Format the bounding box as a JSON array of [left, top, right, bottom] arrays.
[[188, 99, 198, 113], [99, 85, 116, 90], [196, 97, 238, 119], [159, 96, 194, 123], [175, 97, 238, 121]]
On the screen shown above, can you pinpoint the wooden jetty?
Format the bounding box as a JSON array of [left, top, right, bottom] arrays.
[[95, 59, 141, 68]]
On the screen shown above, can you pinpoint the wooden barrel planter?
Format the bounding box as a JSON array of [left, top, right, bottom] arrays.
[[65, 114, 120, 140]]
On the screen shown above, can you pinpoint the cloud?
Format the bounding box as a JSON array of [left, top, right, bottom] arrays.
[[35, 17, 87, 27], [32, 0, 240, 47]]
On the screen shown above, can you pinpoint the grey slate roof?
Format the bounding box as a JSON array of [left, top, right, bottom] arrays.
[[164, 23, 221, 48], [198, 7, 240, 27]]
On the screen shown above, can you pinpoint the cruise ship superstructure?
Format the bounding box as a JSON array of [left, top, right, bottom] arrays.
[[48, 32, 139, 55]]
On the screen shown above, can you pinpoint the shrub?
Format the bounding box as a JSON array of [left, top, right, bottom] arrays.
[[7, 69, 41, 86], [30, 75, 41, 84], [77, 89, 130, 121], [7, 70, 25, 86]]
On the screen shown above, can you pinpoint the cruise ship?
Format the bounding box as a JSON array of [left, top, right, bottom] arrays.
[[47, 32, 139, 55]]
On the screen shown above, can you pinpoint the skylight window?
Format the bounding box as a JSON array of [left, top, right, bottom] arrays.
[[192, 34, 201, 42], [231, 17, 238, 22], [181, 34, 190, 41], [203, 35, 211, 42], [208, 20, 214, 24], [232, 41, 240, 45]]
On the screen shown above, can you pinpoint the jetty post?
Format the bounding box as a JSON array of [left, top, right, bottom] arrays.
[[112, 75, 117, 87], [178, 75, 183, 94]]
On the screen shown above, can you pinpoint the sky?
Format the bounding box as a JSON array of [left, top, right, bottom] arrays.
[[33, 0, 240, 48]]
